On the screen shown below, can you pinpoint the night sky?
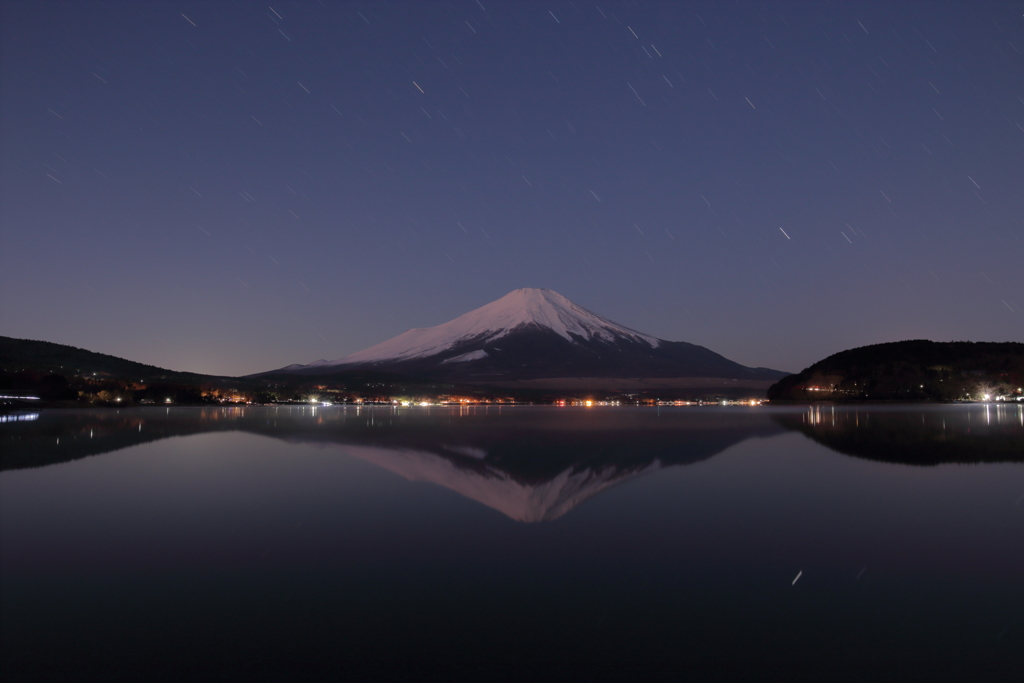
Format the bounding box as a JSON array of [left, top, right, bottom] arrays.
[[3, 1, 1022, 377]]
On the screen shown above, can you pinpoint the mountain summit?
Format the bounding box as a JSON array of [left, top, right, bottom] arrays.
[[342, 288, 658, 365], [259, 288, 786, 386]]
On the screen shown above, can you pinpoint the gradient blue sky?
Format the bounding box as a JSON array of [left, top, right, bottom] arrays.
[[3, 1, 1022, 376]]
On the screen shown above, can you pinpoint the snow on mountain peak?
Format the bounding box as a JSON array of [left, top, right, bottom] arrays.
[[329, 288, 659, 366], [483, 288, 658, 344]]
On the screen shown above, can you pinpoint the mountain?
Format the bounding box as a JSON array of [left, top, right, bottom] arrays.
[[0, 335, 260, 406], [766, 340, 1024, 402], [0, 335, 209, 382], [257, 288, 787, 387]]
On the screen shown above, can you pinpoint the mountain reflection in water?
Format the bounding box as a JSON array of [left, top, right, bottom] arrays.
[[3, 404, 1023, 680], [2, 405, 783, 521], [4, 403, 1022, 522]]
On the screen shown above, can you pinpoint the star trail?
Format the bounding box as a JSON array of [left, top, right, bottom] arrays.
[[2, 1, 1022, 376]]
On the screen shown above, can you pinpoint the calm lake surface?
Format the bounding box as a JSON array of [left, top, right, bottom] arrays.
[[2, 404, 1022, 681]]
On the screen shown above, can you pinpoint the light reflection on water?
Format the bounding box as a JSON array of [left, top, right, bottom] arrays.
[[1, 405, 1022, 679], [0, 412, 38, 423], [801, 401, 1024, 426]]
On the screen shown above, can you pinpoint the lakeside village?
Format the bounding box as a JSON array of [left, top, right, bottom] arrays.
[[3, 369, 1020, 412], [0, 373, 770, 409], [0, 365, 773, 409], [795, 382, 1023, 403], [2, 387, 769, 409], [49, 375, 1024, 407], [136, 390, 1021, 407], [7, 378, 1022, 410]]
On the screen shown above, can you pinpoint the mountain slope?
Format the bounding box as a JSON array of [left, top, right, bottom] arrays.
[[0, 335, 222, 383], [766, 340, 1024, 402], [259, 288, 786, 383]]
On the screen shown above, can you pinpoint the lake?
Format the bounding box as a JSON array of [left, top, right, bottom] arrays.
[[2, 404, 1022, 681]]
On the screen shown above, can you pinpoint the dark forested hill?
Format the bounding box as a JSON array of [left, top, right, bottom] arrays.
[[0, 335, 213, 383], [766, 341, 1024, 402], [0, 336, 254, 405]]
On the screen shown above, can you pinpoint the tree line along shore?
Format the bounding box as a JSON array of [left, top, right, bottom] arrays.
[[3, 336, 1022, 409]]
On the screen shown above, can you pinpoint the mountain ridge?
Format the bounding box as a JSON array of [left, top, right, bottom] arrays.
[[326, 288, 659, 367], [258, 288, 787, 384]]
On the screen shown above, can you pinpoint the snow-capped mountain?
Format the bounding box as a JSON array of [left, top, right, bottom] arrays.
[[258, 288, 786, 382], [341, 288, 659, 364]]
